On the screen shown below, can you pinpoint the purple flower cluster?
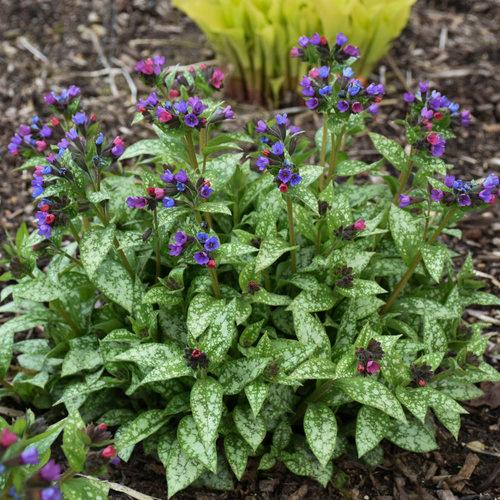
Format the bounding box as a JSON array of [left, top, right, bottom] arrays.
[[43, 85, 80, 109], [168, 231, 192, 257], [290, 32, 360, 66], [134, 55, 165, 77], [254, 114, 303, 192], [404, 81, 472, 158], [356, 339, 384, 376], [193, 232, 220, 267], [136, 92, 234, 129], [7, 115, 56, 156], [440, 173, 498, 206]]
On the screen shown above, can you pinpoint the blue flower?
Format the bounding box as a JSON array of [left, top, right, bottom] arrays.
[[275, 113, 287, 125], [342, 67, 354, 78], [162, 197, 175, 208], [256, 156, 269, 171], [96, 132, 104, 145], [271, 141, 285, 156], [197, 232, 209, 243], [318, 66, 330, 79], [318, 85, 332, 96], [204, 236, 220, 252], [290, 173, 302, 187], [72, 112, 87, 125], [336, 32, 348, 46], [66, 128, 78, 140], [347, 79, 363, 96], [176, 182, 186, 192], [277, 168, 292, 183]]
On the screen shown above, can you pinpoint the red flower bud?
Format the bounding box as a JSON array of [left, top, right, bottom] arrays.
[[50, 117, 60, 127], [418, 379, 427, 387], [434, 112, 443, 121], [279, 183, 288, 193], [101, 445, 117, 459], [90, 114, 97, 122], [0, 428, 18, 448], [353, 218, 366, 231], [40, 204, 49, 212], [191, 348, 202, 359], [374, 95, 383, 103], [96, 423, 108, 432], [200, 63, 207, 70], [357, 362, 365, 373], [320, 35, 328, 46], [262, 149, 270, 156], [146, 187, 156, 196], [207, 259, 216, 268], [45, 214, 56, 225], [169, 89, 180, 99]]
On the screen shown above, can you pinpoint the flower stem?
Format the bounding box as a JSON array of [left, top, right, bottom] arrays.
[[152, 207, 161, 281], [209, 268, 221, 299], [185, 130, 199, 173], [68, 220, 81, 243], [393, 149, 413, 204], [315, 219, 323, 254], [286, 196, 297, 273], [381, 208, 456, 314], [325, 128, 345, 186], [318, 121, 328, 191]]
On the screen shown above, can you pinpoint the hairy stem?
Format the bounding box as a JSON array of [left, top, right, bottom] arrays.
[[210, 268, 221, 299], [185, 130, 199, 173], [152, 207, 161, 281], [393, 149, 414, 204], [286, 196, 297, 273], [318, 121, 328, 191]]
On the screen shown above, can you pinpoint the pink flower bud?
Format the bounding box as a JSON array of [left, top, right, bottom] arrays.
[[366, 360, 380, 375], [0, 428, 18, 448], [353, 219, 366, 230], [101, 445, 117, 459]]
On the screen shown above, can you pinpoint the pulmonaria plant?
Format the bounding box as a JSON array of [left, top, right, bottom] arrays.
[[1, 48, 499, 499]]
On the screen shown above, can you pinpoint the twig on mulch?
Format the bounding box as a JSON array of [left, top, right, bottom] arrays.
[[17, 36, 49, 63]]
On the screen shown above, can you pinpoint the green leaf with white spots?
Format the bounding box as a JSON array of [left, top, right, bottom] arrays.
[[216, 242, 258, 264], [298, 164, 323, 186], [336, 160, 376, 177], [178, 415, 217, 473], [336, 377, 407, 422], [290, 285, 335, 312], [115, 409, 170, 459], [138, 357, 192, 386], [13, 276, 62, 302], [251, 289, 291, 306], [112, 342, 183, 369], [165, 439, 205, 499], [62, 411, 88, 472], [142, 286, 182, 307], [369, 133, 408, 171], [394, 298, 456, 320], [389, 205, 423, 265], [395, 387, 428, 423], [292, 308, 330, 353], [62, 337, 103, 377], [233, 405, 266, 451], [191, 377, 223, 449], [80, 225, 116, 279], [224, 433, 251, 480], [304, 402, 337, 467], [463, 291, 500, 307], [204, 154, 239, 191], [90, 257, 134, 312], [423, 316, 447, 353], [187, 294, 222, 339], [244, 379, 269, 417], [199, 300, 237, 364], [219, 357, 270, 395], [62, 477, 109, 500], [198, 201, 232, 215], [254, 237, 296, 272], [327, 192, 351, 231], [282, 444, 333, 487], [386, 417, 437, 452], [421, 243, 448, 283], [337, 279, 386, 298], [289, 357, 336, 380], [355, 406, 393, 457]]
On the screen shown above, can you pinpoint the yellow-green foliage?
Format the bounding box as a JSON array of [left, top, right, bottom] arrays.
[[172, 0, 415, 104]]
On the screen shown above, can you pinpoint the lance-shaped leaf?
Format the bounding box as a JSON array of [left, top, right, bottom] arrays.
[[282, 444, 333, 487], [80, 224, 115, 279], [178, 415, 217, 473], [215, 242, 258, 264], [251, 289, 291, 306], [292, 308, 330, 353], [233, 405, 266, 451], [224, 433, 251, 480], [62, 411, 88, 472], [61, 478, 109, 500], [369, 133, 408, 171], [421, 242, 449, 283], [219, 357, 270, 395], [389, 205, 423, 265], [165, 439, 205, 498], [138, 357, 192, 387], [336, 159, 378, 177], [337, 279, 386, 298], [289, 285, 335, 313], [289, 357, 336, 380], [336, 377, 407, 423], [386, 417, 437, 452], [191, 377, 224, 450], [304, 402, 338, 467], [255, 237, 296, 272], [198, 201, 232, 215], [187, 294, 222, 339], [355, 406, 393, 457], [244, 379, 269, 417], [115, 409, 170, 459]]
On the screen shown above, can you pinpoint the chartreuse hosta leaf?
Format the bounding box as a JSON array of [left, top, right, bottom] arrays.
[[421, 243, 449, 283], [389, 205, 423, 265], [219, 357, 270, 395], [335, 377, 407, 423], [165, 439, 205, 499], [254, 236, 296, 273], [115, 409, 170, 460], [304, 403, 338, 467], [178, 415, 217, 472], [62, 411, 88, 472], [233, 405, 266, 451], [356, 406, 393, 457], [369, 133, 409, 171], [224, 433, 252, 480], [190, 377, 224, 451], [80, 224, 115, 279]]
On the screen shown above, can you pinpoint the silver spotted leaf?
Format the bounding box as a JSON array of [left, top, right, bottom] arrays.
[[304, 402, 338, 467], [224, 433, 251, 480], [233, 405, 266, 451], [80, 224, 115, 279], [355, 406, 393, 457]]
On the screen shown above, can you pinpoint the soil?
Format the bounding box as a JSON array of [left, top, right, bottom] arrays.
[[0, 0, 499, 498]]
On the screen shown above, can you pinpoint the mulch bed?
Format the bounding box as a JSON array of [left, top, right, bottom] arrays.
[[0, 0, 498, 498]]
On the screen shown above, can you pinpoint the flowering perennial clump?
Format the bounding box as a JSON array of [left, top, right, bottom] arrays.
[[1, 39, 499, 499]]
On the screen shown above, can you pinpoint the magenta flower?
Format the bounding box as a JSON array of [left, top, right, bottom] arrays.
[[351, 102, 363, 113], [111, 136, 125, 157], [0, 428, 17, 448], [209, 68, 225, 89], [134, 55, 165, 76], [366, 360, 381, 375]]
